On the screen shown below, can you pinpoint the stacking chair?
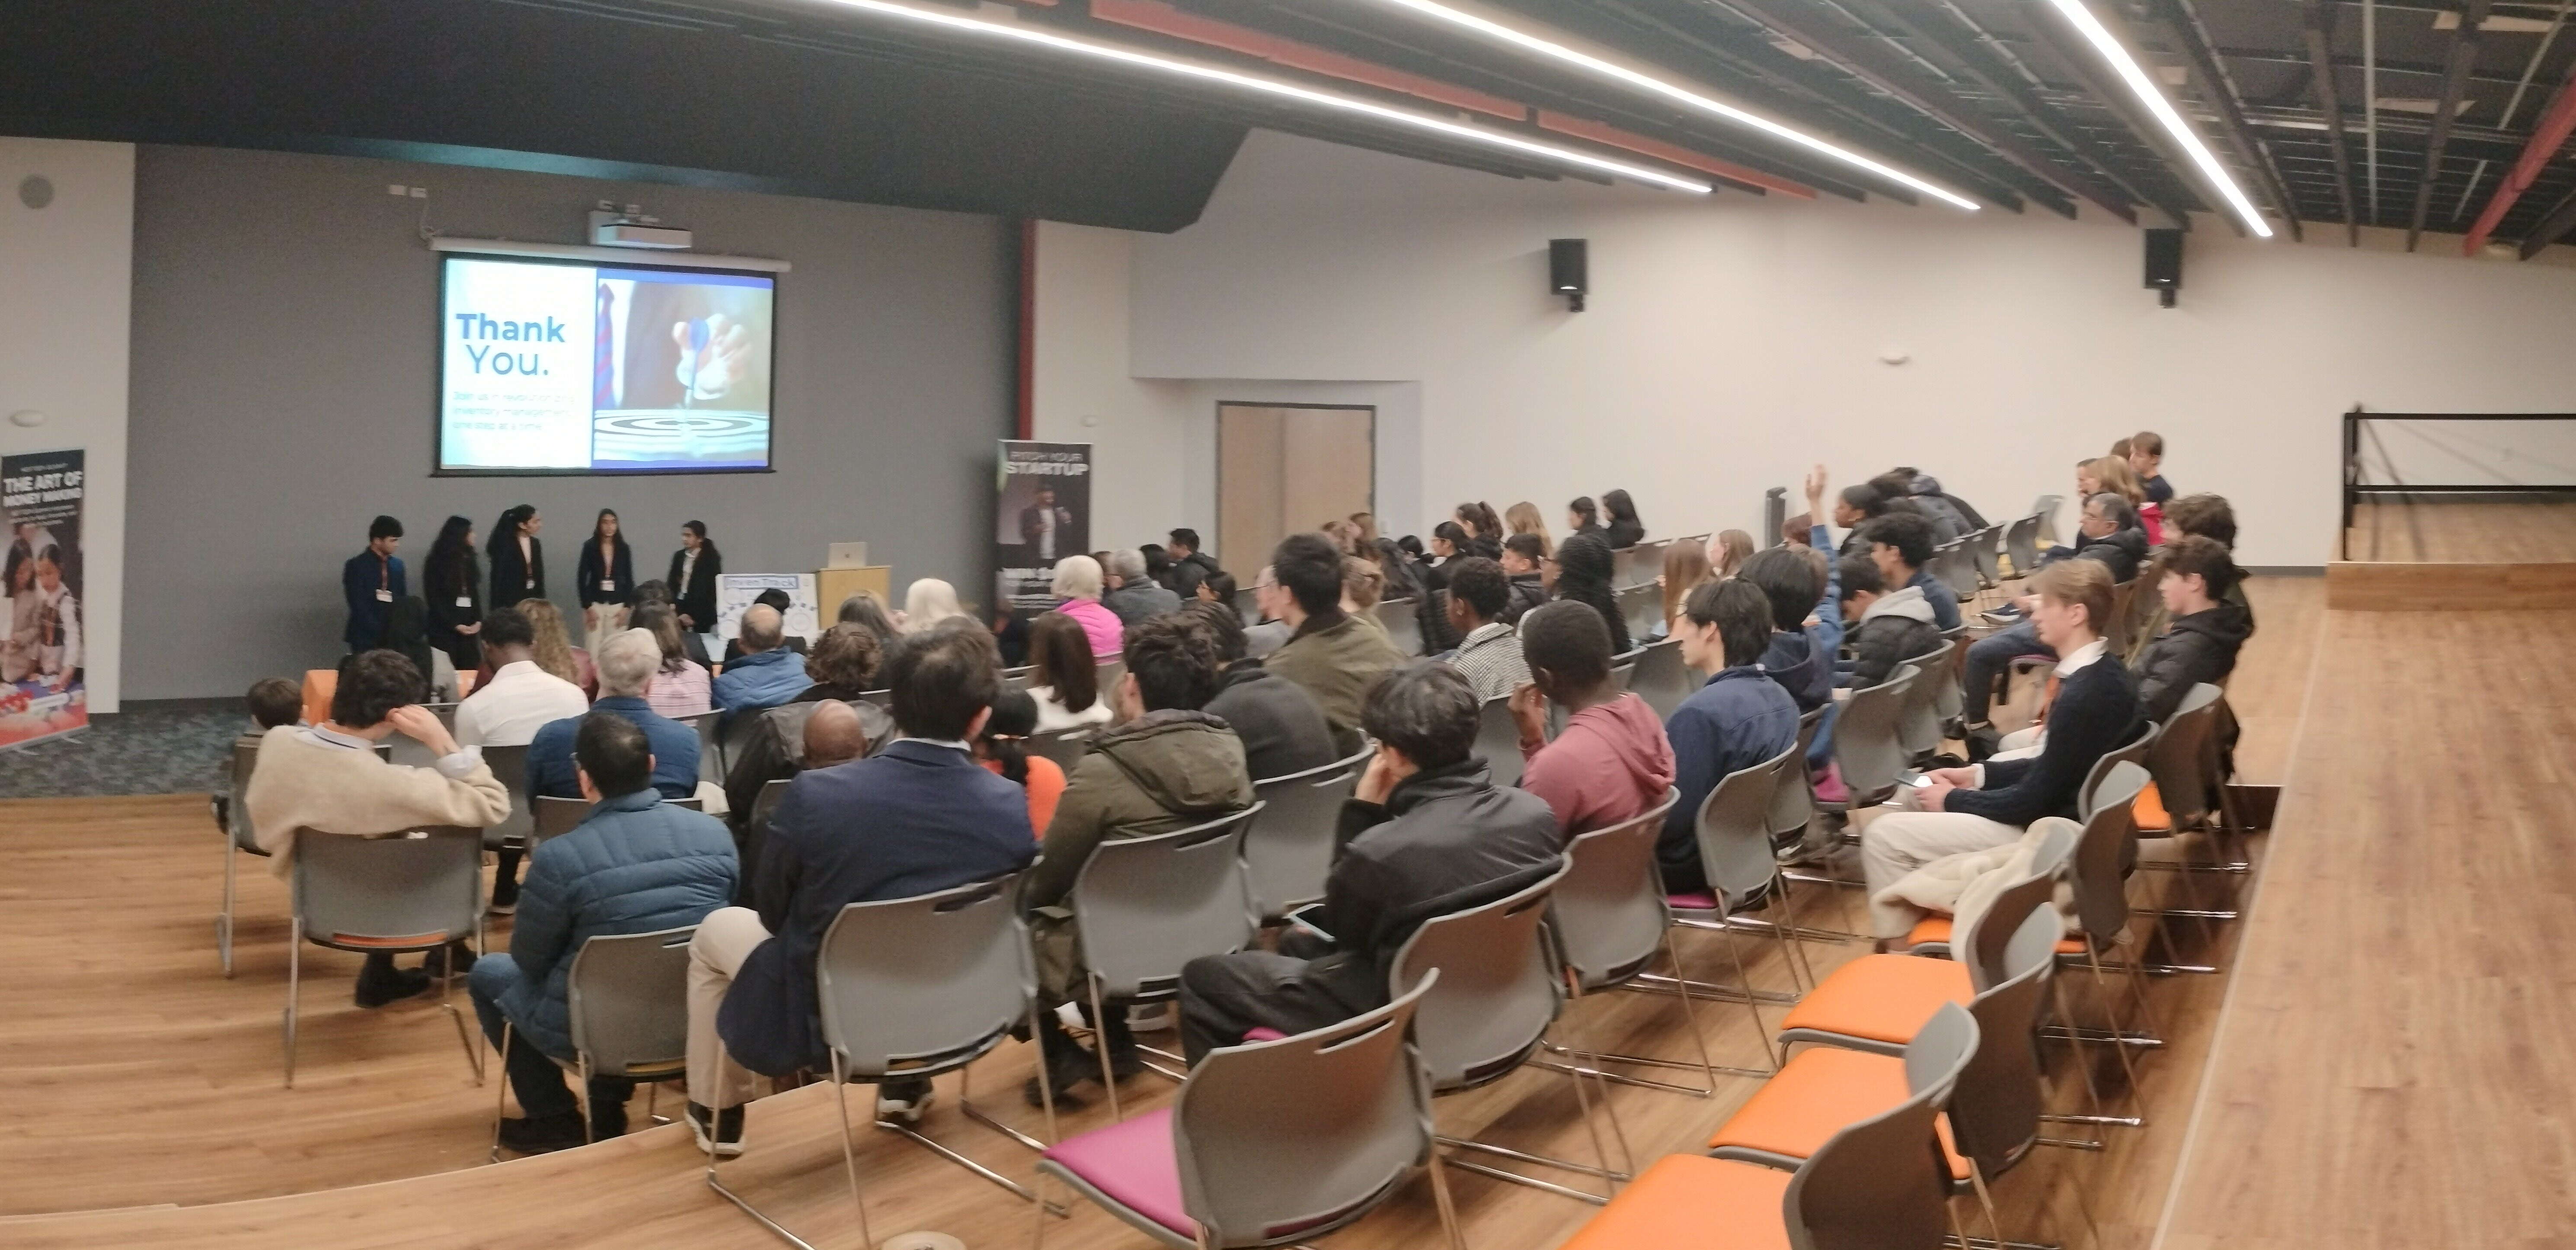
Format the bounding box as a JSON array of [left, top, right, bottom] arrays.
[[1559, 1003, 1979, 1250], [1394, 863, 1623, 1202], [1893, 646, 1951, 764], [1000, 664, 1036, 690], [1475, 694, 1525, 788], [856, 687, 893, 711], [531, 794, 704, 845], [744, 778, 792, 844], [1614, 539, 1665, 588], [489, 925, 694, 1157], [1767, 705, 1828, 854], [1069, 806, 1267, 1119], [283, 824, 486, 1087], [673, 709, 725, 786], [2000, 514, 2042, 582], [481, 743, 534, 858], [1607, 648, 1642, 696], [1626, 637, 1692, 719], [1024, 725, 1094, 775], [1829, 664, 1918, 809], [1242, 748, 1370, 921], [1375, 598, 1423, 657], [1967, 525, 2002, 594], [1667, 743, 1813, 1001], [2050, 762, 2163, 1130], [2078, 721, 2160, 822], [1616, 582, 1663, 647], [2029, 494, 2064, 546], [2134, 685, 2249, 917], [705, 875, 1061, 1249], [216, 740, 270, 977], [1095, 659, 1126, 693], [1934, 541, 1979, 602], [1034, 974, 1460, 1250]]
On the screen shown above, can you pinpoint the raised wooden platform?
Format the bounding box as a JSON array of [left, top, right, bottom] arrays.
[[2324, 560, 2576, 610]]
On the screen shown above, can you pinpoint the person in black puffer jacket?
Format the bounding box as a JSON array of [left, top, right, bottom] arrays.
[[2132, 535, 2253, 724]]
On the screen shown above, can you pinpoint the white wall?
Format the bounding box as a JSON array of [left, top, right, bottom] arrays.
[[0, 138, 130, 711], [1085, 129, 2576, 569], [1030, 222, 1192, 553]]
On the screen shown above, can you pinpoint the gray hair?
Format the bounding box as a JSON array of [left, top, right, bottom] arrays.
[[1050, 554, 1104, 600], [1107, 548, 1147, 581], [595, 627, 661, 697], [2087, 491, 2138, 532], [740, 603, 784, 652]]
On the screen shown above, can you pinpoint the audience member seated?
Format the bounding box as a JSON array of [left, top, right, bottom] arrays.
[[632, 603, 712, 717], [900, 578, 975, 634], [721, 623, 892, 830], [2133, 535, 2252, 724], [245, 650, 511, 1007], [1567, 495, 1604, 541], [683, 619, 1036, 1153], [2039, 491, 2148, 583], [1863, 561, 2138, 942], [1549, 532, 1633, 655], [976, 689, 1064, 835], [1452, 502, 1505, 560], [2081, 454, 2158, 546], [527, 629, 702, 803], [1024, 610, 1115, 733], [1600, 488, 1646, 548], [1861, 511, 1960, 632], [1160, 528, 1222, 600], [1184, 599, 1337, 781], [456, 607, 592, 748], [1836, 556, 1941, 691], [1101, 548, 1182, 627], [1050, 555, 1126, 659], [1510, 602, 1675, 836], [1651, 540, 1714, 643], [1241, 565, 1292, 659], [486, 600, 593, 699], [1423, 522, 1470, 591], [1265, 532, 1408, 754], [711, 604, 812, 719], [1659, 581, 1801, 887], [1023, 613, 1254, 1104], [472, 713, 736, 1153], [1439, 557, 1531, 702], [1192, 570, 1238, 609], [731, 700, 873, 895], [1499, 534, 1551, 624], [1504, 499, 1555, 560], [216, 678, 309, 845], [720, 590, 809, 664], [1176, 662, 1562, 1062], [1958, 492, 2146, 750], [1827, 480, 1889, 558], [1741, 548, 1833, 712]]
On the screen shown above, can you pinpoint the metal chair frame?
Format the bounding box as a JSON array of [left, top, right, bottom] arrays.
[[486, 925, 694, 1160], [283, 824, 487, 1089]]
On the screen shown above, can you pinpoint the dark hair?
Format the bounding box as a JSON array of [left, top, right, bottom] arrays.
[[1454, 501, 1502, 539], [330, 650, 422, 729], [683, 519, 707, 541], [1835, 554, 1885, 603], [1169, 528, 1201, 551], [882, 617, 1000, 741], [1026, 611, 1098, 713], [591, 508, 620, 551], [631, 579, 671, 606], [1738, 547, 1819, 632], [836, 590, 898, 638], [1503, 532, 1545, 565], [1684, 579, 1773, 669], [368, 514, 403, 542], [2161, 534, 2241, 601], [1600, 489, 1638, 527], [486, 505, 535, 559], [1519, 600, 1611, 689], [1549, 533, 1630, 654], [1271, 532, 1346, 617], [1568, 496, 1599, 527], [808, 622, 884, 689], [1202, 570, 1239, 605], [425, 515, 477, 593], [245, 677, 303, 730], [1431, 521, 1469, 554], [1179, 599, 1247, 662], [982, 687, 1038, 785], [2164, 493, 2236, 548], [1124, 612, 1223, 712], [480, 605, 534, 650], [1839, 484, 1886, 517], [1444, 556, 1509, 621], [1396, 534, 1426, 559], [1143, 544, 1172, 578], [1868, 469, 1916, 501], [569, 711, 651, 796], [631, 602, 691, 673], [754, 588, 791, 613], [1863, 511, 1934, 571], [1362, 661, 1479, 770]]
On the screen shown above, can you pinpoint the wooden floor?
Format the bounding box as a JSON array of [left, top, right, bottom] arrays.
[[2341, 498, 2576, 563], [0, 580, 2329, 1250]]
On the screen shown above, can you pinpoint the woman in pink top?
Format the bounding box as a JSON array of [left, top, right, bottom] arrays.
[[634, 603, 713, 716], [1049, 554, 1125, 659]]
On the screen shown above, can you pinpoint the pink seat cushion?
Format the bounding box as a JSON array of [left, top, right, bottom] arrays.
[[1813, 763, 1849, 805], [1666, 890, 1720, 913], [1043, 1107, 1189, 1236], [1241, 1027, 1287, 1042]]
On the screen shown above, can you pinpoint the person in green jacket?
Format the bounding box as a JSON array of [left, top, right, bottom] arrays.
[[1263, 532, 1407, 754]]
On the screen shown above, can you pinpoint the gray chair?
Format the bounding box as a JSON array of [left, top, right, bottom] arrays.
[[1607, 648, 1642, 697], [1375, 598, 1423, 658], [1672, 742, 1815, 997], [385, 702, 461, 768], [1243, 748, 1370, 920], [2029, 494, 2065, 546], [1032, 973, 1460, 1250], [1966, 524, 2002, 591], [1613, 539, 1666, 588], [488, 924, 694, 1157], [2054, 761, 2161, 1127], [2135, 684, 2248, 888], [1095, 659, 1126, 693], [480, 743, 533, 854], [1616, 582, 1663, 647], [531, 794, 704, 845], [1627, 637, 1692, 719], [284, 824, 486, 1088], [1768, 704, 1829, 855], [1893, 646, 1951, 762], [216, 740, 270, 978], [1934, 541, 1980, 602], [2001, 514, 2042, 582], [704, 874, 1058, 1249], [673, 709, 724, 787], [1474, 694, 1525, 788], [1000, 664, 1036, 691], [1832, 664, 1919, 808], [2078, 721, 2160, 822], [714, 713, 767, 786], [1069, 805, 1267, 1119], [1024, 725, 1094, 775], [744, 777, 792, 837], [856, 687, 893, 710]]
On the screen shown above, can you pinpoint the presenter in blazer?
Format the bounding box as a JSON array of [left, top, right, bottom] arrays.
[[666, 520, 722, 635], [489, 505, 545, 609], [576, 508, 637, 652]]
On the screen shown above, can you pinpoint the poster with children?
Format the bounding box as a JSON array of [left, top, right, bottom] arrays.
[[2, 448, 87, 751]]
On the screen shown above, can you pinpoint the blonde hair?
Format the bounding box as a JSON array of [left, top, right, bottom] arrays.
[[1504, 501, 1554, 558], [902, 578, 969, 631], [1709, 530, 1755, 580], [1660, 540, 1712, 631], [515, 598, 581, 686], [1341, 555, 1385, 611], [2032, 558, 2113, 636], [1050, 554, 1104, 601], [2085, 456, 2145, 505]]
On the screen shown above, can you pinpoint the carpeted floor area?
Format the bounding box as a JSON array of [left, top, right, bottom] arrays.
[[0, 699, 248, 798]]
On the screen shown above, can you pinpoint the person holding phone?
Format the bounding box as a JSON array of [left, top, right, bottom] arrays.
[[577, 509, 635, 653]]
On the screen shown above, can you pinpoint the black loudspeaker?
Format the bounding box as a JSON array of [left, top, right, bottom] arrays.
[[2143, 228, 2183, 308], [1549, 238, 1587, 312]]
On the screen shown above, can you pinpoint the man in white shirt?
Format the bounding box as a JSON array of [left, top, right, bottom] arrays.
[[454, 606, 589, 748]]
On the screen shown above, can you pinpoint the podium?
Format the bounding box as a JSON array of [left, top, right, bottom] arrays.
[[816, 565, 891, 614]]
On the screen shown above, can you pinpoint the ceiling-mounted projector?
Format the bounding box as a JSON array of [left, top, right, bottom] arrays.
[[589, 209, 692, 250]]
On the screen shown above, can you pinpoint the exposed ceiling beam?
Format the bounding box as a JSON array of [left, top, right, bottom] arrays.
[[2464, 61, 2576, 251], [2516, 179, 2576, 255], [2019, 0, 2217, 229], [2212, 46, 2522, 88], [2405, 0, 2489, 250], [1708, 0, 2128, 220], [2301, 0, 2364, 243], [2145, 0, 2304, 241]]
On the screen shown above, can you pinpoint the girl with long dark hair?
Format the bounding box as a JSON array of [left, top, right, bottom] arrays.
[[666, 520, 722, 635], [976, 688, 1065, 838], [422, 515, 483, 672], [576, 507, 636, 652], [1552, 532, 1631, 655], [1025, 610, 1111, 732], [487, 505, 544, 607], [1600, 489, 1645, 549], [1567, 496, 1603, 539], [1452, 502, 1504, 559]]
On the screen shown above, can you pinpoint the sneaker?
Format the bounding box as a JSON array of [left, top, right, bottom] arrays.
[[686, 1101, 744, 1157], [353, 966, 432, 1008], [420, 940, 478, 979], [497, 1111, 588, 1155], [876, 1077, 936, 1125]]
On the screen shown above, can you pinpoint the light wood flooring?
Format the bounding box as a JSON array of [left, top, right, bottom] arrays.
[[2341, 498, 2576, 563], [0, 580, 2328, 1249]]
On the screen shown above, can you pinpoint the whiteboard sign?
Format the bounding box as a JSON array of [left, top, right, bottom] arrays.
[[715, 573, 818, 642]]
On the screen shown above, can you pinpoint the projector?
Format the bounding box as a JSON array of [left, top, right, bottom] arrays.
[[589, 210, 692, 250]]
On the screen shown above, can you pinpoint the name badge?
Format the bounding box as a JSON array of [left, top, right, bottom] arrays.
[[374, 589, 393, 602], [600, 580, 616, 593], [455, 596, 473, 608]]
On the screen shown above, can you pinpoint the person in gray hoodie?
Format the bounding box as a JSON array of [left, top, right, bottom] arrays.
[[1837, 556, 1943, 691]]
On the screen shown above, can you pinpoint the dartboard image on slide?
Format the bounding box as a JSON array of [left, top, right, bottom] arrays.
[[591, 410, 770, 468]]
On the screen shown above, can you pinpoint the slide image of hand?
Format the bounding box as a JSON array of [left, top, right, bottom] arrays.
[[672, 314, 751, 403]]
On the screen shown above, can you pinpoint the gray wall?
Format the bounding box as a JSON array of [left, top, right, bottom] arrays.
[[126, 144, 1013, 699]]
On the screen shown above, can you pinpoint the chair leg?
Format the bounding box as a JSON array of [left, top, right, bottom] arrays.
[[220, 842, 237, 978], [1088, 977, 1122, 1122], [578, 1057, 595, 1145], [1766, 869, 1819, 990], [489, 1020, 513, 1162], [828, 1053, 878, 1250], [282, 918, 301, 1089], [439, 957, 483, 1085], [1424, 1137, 1469, 1250]]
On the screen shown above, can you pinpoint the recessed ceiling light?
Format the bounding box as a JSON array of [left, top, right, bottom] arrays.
[[2040, 0, 2274, 238]]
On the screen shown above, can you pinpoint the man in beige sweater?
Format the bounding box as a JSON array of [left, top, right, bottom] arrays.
[[246, 650, 511, 1007]]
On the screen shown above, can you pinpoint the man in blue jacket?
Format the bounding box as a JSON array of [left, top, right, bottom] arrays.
[[470, 712, 737, 1153], [711, 604, 811, 719], [341, 515, 405, 653], [1659, 580, 1800, 894], [526, 628, 701, 802]]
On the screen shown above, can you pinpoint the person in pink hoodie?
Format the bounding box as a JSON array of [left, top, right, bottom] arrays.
[[1049, 554, 1126, 659], [1508, 602, 1677, 836]]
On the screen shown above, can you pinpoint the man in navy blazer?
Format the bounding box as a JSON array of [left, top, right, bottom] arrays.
[[342, 515, 406, 652], [681, 619, 1034, 1155]]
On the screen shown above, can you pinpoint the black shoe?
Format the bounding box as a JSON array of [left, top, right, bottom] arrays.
[[420, 940, 478, 979], [1962, 725, 2003, 763], [1098, 1005, 1145, 1080], [589, 1098, 628, 1140], [489, 875, 520, 915], [1023, 1013, 1100, 1108], [686, 1102, 743, 1157], [354, 966, 431, 1008], [497, 1111, 589, 1154]]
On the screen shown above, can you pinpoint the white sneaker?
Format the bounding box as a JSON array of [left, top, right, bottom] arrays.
[[876, 1083, 936, 1125], [687, 1102, 744, 1157]]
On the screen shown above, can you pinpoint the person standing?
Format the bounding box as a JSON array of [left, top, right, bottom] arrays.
[[667, 520, 722, 642], [577, 509, 636, 653], [422, 516, 483, 675], [489, 505, 545, 609], [342, 515, 406, 654]]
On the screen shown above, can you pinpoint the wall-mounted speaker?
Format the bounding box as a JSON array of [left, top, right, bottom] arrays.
[[2143, 228, 2183, 308], [1549, 238, 1587, 312]]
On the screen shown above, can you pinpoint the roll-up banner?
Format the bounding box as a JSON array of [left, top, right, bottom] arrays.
[[995, 441, 1092, 618], [2, 448, 88, 751]]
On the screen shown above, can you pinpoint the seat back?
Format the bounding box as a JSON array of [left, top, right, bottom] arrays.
[[482, 743, 533, 851], [1951, 905, 2064, 1182], [1549, 793, 1683, 990], [2068, 762, 2151, 946], [1627, 637, 1693, 719], [1614, 539, 1665, 589], [1375, 598, 1423, 658], [1245, 748, 1371, 918], [2029, 494, 2064, 546], [531, 795, 705, 845], [1768, 704, 1827, 842], [716, 713, 767, 781], [1000, 664, 1036, 691], [2001, 515, 2041, 580], [2102, 579, 2140, 658], [1474, 695, 1524, 789], [565, 925, 696, 1077], [747, 777, 792, 835], [1953, 820, 2076, 993], [1173, 974, 1440, 1248], [1390, 863, 1570, 1089], [817, 874, 1032, 1077], [1894, 645, 1951, 757], [2144, 683, 2225, 827], [227, 740, 263, 853], [2079, 721, 2160, 821], [1692, 742, 1798, 911], [1967, 525, 2001, 587], [292, 825, 483, 950], [1607, 648, 1642, 698], [1783, 1002, 1979, 1250], [673, 709, 725, 786], [1024, 725, 1094, 775], [1616, 582, 1663, 648], [1834, 665, 1917, 800], [1069, 806, 1266, 998], [1935, 541, 1980, 600], [857, 688, 894, 710]]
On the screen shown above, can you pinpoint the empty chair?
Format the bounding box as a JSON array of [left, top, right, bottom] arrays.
[[1893, 646, 1951, 762], [2029, 494, 2064, 546], [1475, 694, 1525, 788], [216, 740, 270, 977], [1671, 742, 1813, 997], [1607, 648, 1642, 697], [1034, 974, 1459, 1250], [1831, 665, 1919, 808], [481, 743, 534, 855], [1767, 705, 1829, 853], [743, 777, 792, 840], [1375, 598, 1423, 658], [489, 925, 695, 1154], [2000, 515, 2041, 582], [1024, 725, 1094, 775], [1243, 749, 1370, 920], [1966, 525, 2002, 591], [1626, 637, 1692, 719], [1614, 539, 1666, 588], [284, 824, 486, 1087], [1616, 582, 1663, 648], [2053, 762, 2162, 1126]]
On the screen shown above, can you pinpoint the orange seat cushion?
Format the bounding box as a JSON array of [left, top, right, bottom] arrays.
[[1558, 1154, 1792, 1250], [1904, 915, 2083, 956], [1707, 1048, 1967, 1182], [1776, 954, 1971, 1046], [301, 670, 337, 728], [2132, 780, 2171, 833]]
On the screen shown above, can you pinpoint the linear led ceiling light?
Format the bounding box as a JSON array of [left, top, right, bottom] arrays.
[[797, 0, 1711, 193], [1358, 0, 1978, 210], [2039, 0, 2274, 238]]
